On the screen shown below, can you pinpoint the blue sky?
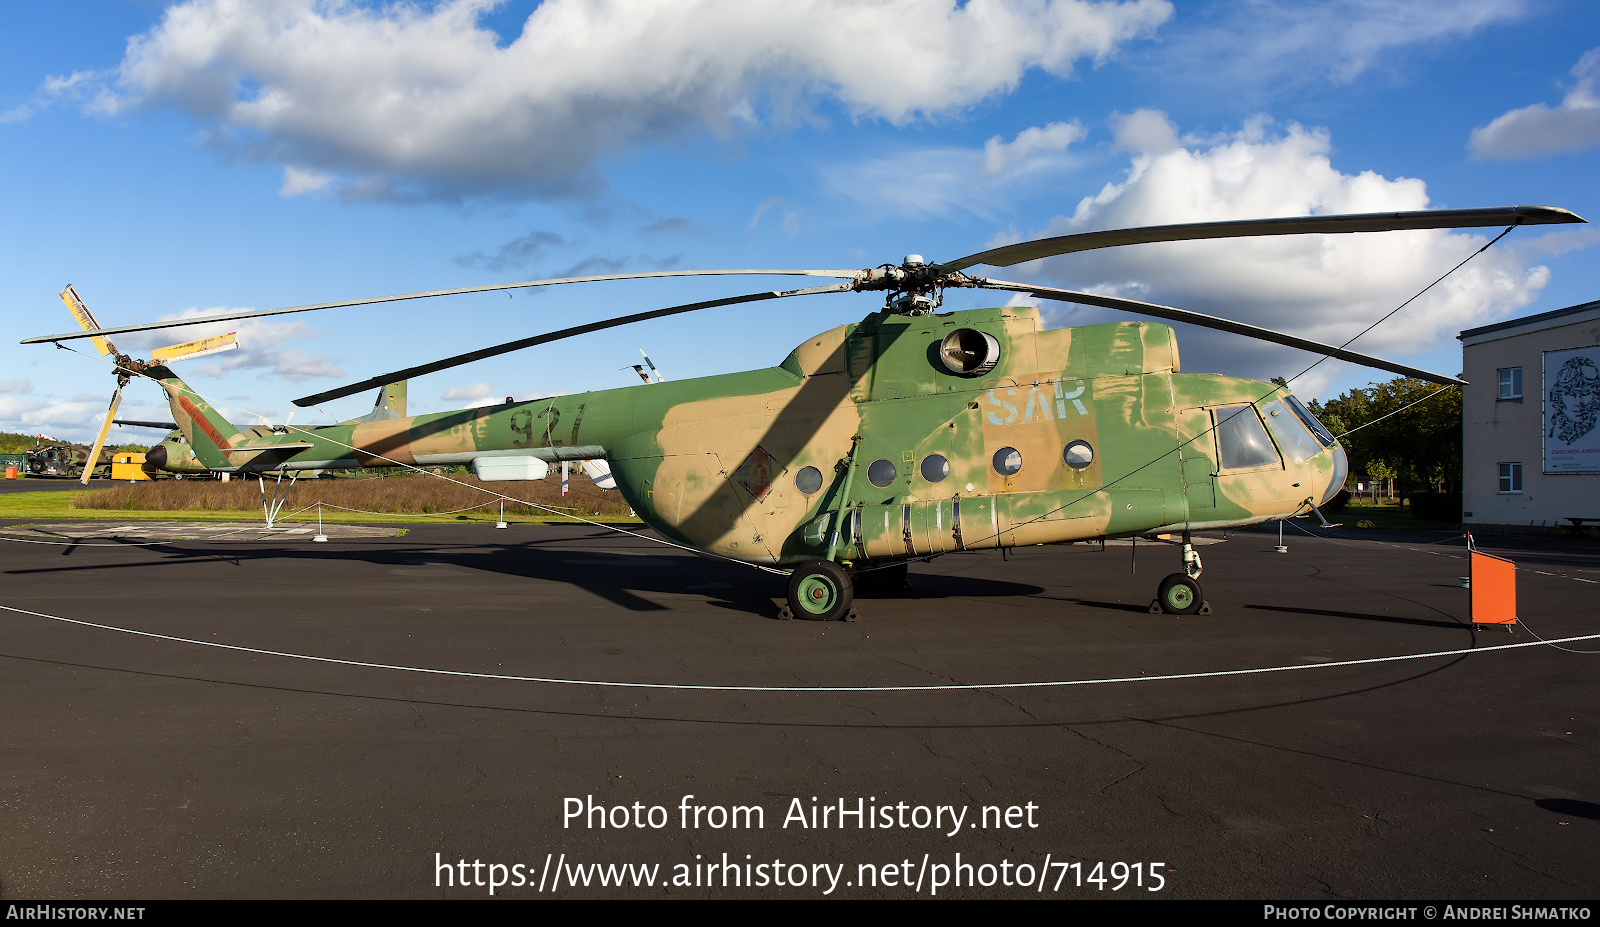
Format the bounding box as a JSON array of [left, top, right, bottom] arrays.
[[4, 0, 1599, 443]]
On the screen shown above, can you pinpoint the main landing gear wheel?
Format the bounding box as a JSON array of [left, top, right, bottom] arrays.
[[786, 560, 854, 622], [1154, 572, 1204, 615]]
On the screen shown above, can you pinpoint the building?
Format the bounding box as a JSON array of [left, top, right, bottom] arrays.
[[1459, 299, 1600, 533]]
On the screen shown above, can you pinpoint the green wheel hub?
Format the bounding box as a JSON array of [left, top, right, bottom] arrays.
[[797, 575, 839, 615], [1164, 583, 1195, 611]]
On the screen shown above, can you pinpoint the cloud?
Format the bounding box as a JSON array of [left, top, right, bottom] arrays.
[[441, 382, 494, 402], [642, 217, 700, 237], [1510, 225, 1600, 259], [0, 379, 29, 394], [750, 196, 804, 234], [1468, 48, 1600, 160], [96, 0, 1172, 198], [442, 381, 513, 408], [826, 119, 1089, 218], [279, 165, 333, 196], [1008, 111, 1549, 385], [0, 69, 100, 124], [1134, 0, 1527, 97], [0, 395, 107, 438], [980, 121, 1086, 175], [121, 306, 344, 381], [457, 230, 568, 272], [1110, 108, 1178, 153]]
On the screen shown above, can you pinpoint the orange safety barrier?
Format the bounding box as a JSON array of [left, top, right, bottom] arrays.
[[4, 466, 16, 480], [1469, 538, 1517, 628]]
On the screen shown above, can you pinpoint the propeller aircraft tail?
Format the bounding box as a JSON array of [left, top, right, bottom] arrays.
[[146, 366, 245, 470], [349, 380, 407, 423]]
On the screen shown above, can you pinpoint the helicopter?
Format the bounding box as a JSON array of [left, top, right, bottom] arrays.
[[27, 205, 1584, 620]]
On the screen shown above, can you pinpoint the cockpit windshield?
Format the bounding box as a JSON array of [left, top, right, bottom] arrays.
[[1284, 394, 1336, 447], [1214, 404, 1280, 469], [1261, 399, 1323, 463]]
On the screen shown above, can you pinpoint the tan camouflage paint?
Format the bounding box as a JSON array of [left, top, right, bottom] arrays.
[[151, 305, 1343, 568]]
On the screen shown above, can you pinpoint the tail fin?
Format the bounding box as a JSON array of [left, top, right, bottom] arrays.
[[339, 380, 408, 425], [147, 366, 242, 470]]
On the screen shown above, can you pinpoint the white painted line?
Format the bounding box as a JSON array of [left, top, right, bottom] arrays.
[[4, 602, 1596, 694]]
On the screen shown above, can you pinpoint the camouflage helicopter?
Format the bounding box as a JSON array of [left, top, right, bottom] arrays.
[[27, 206, 1583, 620], [120, 381, 411, 479]]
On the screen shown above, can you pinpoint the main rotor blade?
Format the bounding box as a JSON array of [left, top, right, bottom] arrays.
[[80, 387, 123, 485], [113, 419, 179, 430], [939, 206, 1584, 273], [977, 279, 1465, 386], [23, 269, 866, 346], [294, 281, 855, 407]]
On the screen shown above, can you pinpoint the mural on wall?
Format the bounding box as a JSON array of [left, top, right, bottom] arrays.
[[1545, 347, 1600, 473]]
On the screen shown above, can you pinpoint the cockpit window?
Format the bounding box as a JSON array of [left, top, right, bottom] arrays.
[[1214, 404, 1280, 469], [1284, 394, 1335, 446], [1261, 400, 1322, 463]]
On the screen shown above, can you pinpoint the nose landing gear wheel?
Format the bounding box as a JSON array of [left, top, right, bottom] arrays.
[[786, 559, 854, 622], [1155, 572, 1204, 615]]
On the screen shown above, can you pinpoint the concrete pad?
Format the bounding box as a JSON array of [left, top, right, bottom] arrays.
[[1, 522, 403, 542], [0, 522, 1595, 899]]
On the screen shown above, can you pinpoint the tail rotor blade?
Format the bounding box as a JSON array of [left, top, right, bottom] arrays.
[[150, 332, 239, 365], [59, 285, 117, 357], [640, 349, 666, 382], [80, 387, 123, 485]]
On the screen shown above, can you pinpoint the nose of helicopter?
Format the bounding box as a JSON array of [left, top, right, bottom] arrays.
[[1320, 444, 1348, 506]]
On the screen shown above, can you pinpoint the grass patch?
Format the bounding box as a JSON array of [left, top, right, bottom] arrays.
[[1337, 502, 1458, 531], [2, 473, 640, 525]]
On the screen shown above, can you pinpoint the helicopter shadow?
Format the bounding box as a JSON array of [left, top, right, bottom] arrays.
[[5, 534, 1043, 619], [1244, 603, 1465, 631]]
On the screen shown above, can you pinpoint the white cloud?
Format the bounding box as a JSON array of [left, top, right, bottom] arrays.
[[0, 379, 30, 394], [1136, 0, 1527, 96], [0, 69, 99, 124], [279, 165, 333, 196], [980, 120, 1086, 175], [98, 0, 1172, 198], [826, 119, 1090, 218], [1510, 224, 1600, 259], [1011, 112, 1548, 385], [1469, 48, 1600, 160], [442, 382, 494, 402], [1110, 107, 1178, 153], [0, 395, 107, 437], [121, 306, 344, 382]]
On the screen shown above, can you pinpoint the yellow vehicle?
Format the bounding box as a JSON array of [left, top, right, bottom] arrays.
[[110, 451, 154, 481]]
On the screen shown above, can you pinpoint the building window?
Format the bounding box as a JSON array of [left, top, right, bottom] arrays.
[[1497, 367, 1522, 400], [1497, 462, 1522, 493]]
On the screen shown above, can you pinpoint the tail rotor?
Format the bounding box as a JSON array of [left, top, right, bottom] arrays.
[[57, 285, 239, 484]]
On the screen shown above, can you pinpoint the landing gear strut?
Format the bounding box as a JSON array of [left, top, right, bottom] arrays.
[[1150, 530, 1212, 615], [781, 559, 856, 622]]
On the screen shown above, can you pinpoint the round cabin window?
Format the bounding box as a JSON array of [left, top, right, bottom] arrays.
[[992, 447, 1022, 476], [867, 459, 898, 489], [794, 466, 823, 495], [919, 454, 950, 482], [1063, 440, 1094, 470]]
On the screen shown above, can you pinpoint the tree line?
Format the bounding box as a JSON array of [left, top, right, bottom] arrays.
[[1301, 377, 1462, 498]]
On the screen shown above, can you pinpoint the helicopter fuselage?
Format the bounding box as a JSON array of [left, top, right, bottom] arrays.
[[156, 304, 1345, 566]]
